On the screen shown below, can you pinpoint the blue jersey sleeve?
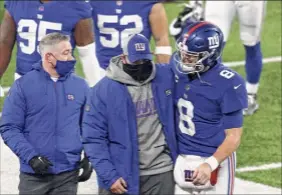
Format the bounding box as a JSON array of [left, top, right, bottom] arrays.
[[223, 110, 243, 129], [220, 78, 248, 114], [73, 1, 92, 20], [4, 0, 15, 16]]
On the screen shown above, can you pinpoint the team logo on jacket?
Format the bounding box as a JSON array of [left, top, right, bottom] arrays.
[[67, 94, 74, 101]]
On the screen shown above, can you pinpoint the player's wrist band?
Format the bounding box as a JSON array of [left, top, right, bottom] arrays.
[[155, 46, 172, 55], [204, 156, 219, 171]]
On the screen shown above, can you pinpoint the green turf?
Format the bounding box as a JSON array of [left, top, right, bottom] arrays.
[[237, 168, 282, 188], [232, 62, 282, 168], [0, 1, 281, 188]]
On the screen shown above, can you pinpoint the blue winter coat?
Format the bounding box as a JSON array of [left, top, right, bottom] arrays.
[[82, 64, 178, 194], [0, 62, 89, 174]]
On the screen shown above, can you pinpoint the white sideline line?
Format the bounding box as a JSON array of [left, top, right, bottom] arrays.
[[0, 56, 281, 94], [225, 56, 282, 67], [236, 162, 282, 173], [0, 55, 281, 120]]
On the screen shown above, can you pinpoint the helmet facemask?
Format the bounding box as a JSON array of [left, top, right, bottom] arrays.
[[175, 41, 214, 74]]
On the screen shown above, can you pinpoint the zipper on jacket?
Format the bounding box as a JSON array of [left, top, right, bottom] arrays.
[[53, 81, 58, 172]]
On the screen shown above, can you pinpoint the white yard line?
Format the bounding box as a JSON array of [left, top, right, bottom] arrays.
[[236, 162, 282, 173], [225, 56, 282, 67], [1, 56, 281, 94]]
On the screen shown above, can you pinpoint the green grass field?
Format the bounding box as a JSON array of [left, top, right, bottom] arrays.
[[0, 1, 281, 188]]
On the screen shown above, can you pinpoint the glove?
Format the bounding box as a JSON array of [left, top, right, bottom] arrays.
[[78, 156, 93, 182], [29, 156, 53, 174], [169, 2, 204, 39]]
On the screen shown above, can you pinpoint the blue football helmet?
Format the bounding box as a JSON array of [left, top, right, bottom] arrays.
[[174, 21, 224, 74]]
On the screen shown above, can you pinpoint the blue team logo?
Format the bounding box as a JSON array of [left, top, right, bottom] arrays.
[[135, 43, 146, 51], [184, 170, 194, 182]]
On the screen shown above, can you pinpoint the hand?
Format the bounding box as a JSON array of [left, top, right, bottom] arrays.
[[192, 163, 212, 186], [29, 156, 53, 174], [78, 156, 93, 182], [110, 177, 127, 194]]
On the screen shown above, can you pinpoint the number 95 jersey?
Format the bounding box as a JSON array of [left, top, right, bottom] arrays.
[[173, 62, 248, 157], [4, 1, 92, 75], [90, 1, 157, 69]]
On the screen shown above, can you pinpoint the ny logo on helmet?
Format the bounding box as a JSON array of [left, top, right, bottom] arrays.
[[208, 35, 219, 49]]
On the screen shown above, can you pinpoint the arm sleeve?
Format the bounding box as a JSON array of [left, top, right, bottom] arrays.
[[82, 84, 120, 190], [77, 43, 105, 87], [0, 81, 38, 164], [223, 110, 243, 129], [74, 1, 92, 20], [4, 0, 15, 16], [220, 81, 248, 114]]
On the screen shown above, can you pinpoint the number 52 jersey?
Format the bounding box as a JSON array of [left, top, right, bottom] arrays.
[[4, 1, 92, 75], [90, 1, 157, 69], [173, 62, 248, 157]]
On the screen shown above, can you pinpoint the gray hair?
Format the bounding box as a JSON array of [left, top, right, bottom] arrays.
[[39, 32, 70, 55]]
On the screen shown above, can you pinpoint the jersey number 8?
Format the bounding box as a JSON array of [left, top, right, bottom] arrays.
[[177, 98, 196, 136], [17, 19, 62, 55], [97, 14, 143, 48]]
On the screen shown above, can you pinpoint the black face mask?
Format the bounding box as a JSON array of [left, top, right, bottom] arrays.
[[123, 60, 153, 82]]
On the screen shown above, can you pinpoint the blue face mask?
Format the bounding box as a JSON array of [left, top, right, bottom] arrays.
[[55, 59, 76, 77]]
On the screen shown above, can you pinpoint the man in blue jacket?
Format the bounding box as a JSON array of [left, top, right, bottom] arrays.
[[0, 32, 92, 195], [82, 34, 178, 195]]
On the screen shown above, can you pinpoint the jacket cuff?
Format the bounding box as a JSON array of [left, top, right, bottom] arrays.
[[25, 150, 39, 164]]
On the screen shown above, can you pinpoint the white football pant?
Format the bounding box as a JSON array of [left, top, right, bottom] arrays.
[[205, 1, 267, 46], [174, 153, 236, 195]]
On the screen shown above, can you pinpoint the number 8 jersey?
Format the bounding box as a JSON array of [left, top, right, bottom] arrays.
[[90, 1, 157, 69], [172, 59, 248, 157], [4, 1, 92, 75]]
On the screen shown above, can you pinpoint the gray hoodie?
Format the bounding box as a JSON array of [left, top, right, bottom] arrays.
[[106, 56, 173, 176]]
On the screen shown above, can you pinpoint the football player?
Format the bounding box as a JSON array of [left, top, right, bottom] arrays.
[[88, 0, 172, 85], [204, 1, 267, 115], [170, 1, 266, 115], [0, 0, 99, 86], [171, 21, 248, 194]]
